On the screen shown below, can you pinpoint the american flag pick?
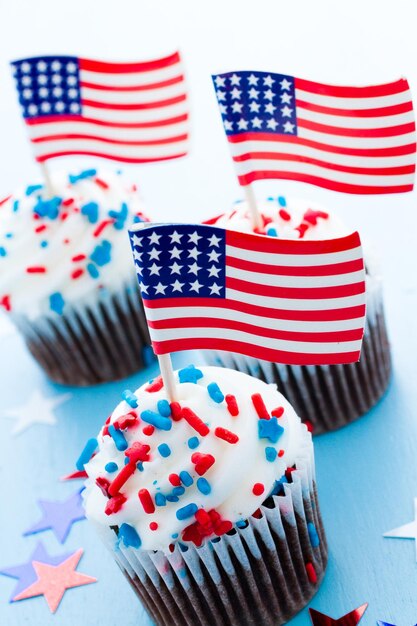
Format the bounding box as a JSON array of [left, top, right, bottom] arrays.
[[212, 71, 416, 194], [129, 223, 367, 366], [11, 53, 189, 163]]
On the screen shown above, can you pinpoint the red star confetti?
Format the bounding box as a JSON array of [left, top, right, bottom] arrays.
[[12, 548, 96, 613], [309, 603, 368, 626]]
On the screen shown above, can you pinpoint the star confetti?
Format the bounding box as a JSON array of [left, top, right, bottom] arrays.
[[12, 548, 96, 613], [24, 489, 86, 543], [2, 389, 71, 435], [384, 498, 417, 560], [0, 542, 72, 601], [309, 604, 368, 626]]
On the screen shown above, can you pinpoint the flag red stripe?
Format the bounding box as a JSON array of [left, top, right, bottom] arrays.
[[25, 113, 189, 129], [227, 255, 365, 277], [226, 276, 365, 299], [237, 170, 413, 193], [227, 229, 361, 254], [151, 337, 360, 365], [32, 133, 188, 146], [148, 317, 364, 342], [79, 74, 184, 92], [294, 77, 410, 98], [35, 150, 187, 163], [79, 52, 180, 74], [144, 297, 366, 322], [81, 93, 187, 111], [297, 118, 416, 138], [295, 98, 413, 118]]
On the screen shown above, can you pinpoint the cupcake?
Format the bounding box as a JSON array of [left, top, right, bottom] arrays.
[[203, 196, 391, 434], [81, 365, 327, 626], [0, 168, 154, 386]]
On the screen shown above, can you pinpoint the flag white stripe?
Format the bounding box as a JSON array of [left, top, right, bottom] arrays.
[[297, 127, 416, 149], [295, 88, 411, 110], [27, 120, 189, 142], [82, 101, 188, 123], [80, 64, 183, 88], [227, 265, 365, 288], [297, 108, 414, 130], [226, 244, 363, 266], [30, 137, 189, 158], [81, 81, 186, 105], [225, 288, 364, 310]]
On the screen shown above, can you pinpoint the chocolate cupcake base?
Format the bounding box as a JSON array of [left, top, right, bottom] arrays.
[[12, 279, 154, 386], [205, 271, 391, 435], [94, 438, 327, 626]]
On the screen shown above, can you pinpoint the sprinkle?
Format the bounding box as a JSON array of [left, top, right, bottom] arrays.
[[49, 292, 65, 315], [169, 474, 181, 487], [33, 196, 61, 220], [105, 462, 118, 473], [214, 427, 239, 444], [72, 254, 86, 263], [90, 240, 111, 266], [62, 198, 74, 207], [266, 227, 278, 237], [305, 562, 317, 584], [141, 410, 172, 431], [170, 402, 183, 421], [87, 263, 99, 279], [251, 393, 270, 419], [113, 412, 137, 430], [71, 268, 84, 280], [172, 486, 185, 496], [122, 390, 138, 408], [265, 447, 277, 462], [149, 522, 158, 531], [197, 477, 211, 495], [278, 449, 285, 457], [108, 461, 136, 496], [96, 477, 110, 497], [108, 424, 128, 451], [155, 493, 166, 507], [26, 184, 43, 196], [125, 442, 150, 463], [195, 509, 211, 527], [188, 437, 199, 449], [225, 394, 239, 416], [295, 223, 309, 238], [105, 493, 126, 515], [81, 201, 99, 224], [69, 169, 97, 184], [143, 425, 155, 436], [138, 488, 155, 514], [179, 471, 193, 487], [109, 202, 128, 229], [191, 453, 215, 476], [303, 208, 329, 226], [178, 364, 203, 384], [271, 406, 284, 418], [305, 420, 314, 433], [34, 224, 47, 233], [278, 195, 287, 206], [252, 483, 265, 496], [76, 438, 98, 471], [0, 295, 11, 312], [182, 407, 209, 436], [166, 495, 179, 503], [95, 177, 109, 189], [171, 532, 178, 539], [26, 266, 46, 273], [176, 503, 198, 521], [145, 376, 164, 392], [40, 241, 48, 248], [307, 522, 320, 548], [119, 523, 141, 549], [157, 399, 171, 417], [12, 200, 19, 212], [258, 417, 284, 444], [158, 443, 171, 458], [93, 219, 114, 238], [207, 382, 224, 403]]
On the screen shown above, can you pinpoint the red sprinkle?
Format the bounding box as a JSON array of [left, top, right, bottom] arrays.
[[252, 483, 265, 496], [305, 562, 318, 584], [169, 473, 181, 487], [182, 407, 210, 437], [63, 238, 70, 244], [125, 442, 150, 464], [62, 197, 74, 206], [60, 212, 69, 221], [195, 509, 212, 528], [108, 461, 136, 497], [170, 401, 183, 421], [143, 425, 155, 436], [96, 477, 111, 497], [214, 427, 239, 444], [215, 520, 233, 536], [71, 268, 84, 280], [279, 209, 291, 221], [305, 420, 314, 433], [251, 393, 270, 420], [0, 295, 11, 312], [303, 208, 329, 226], [149, 522, 158, 531], [105, 493, 126, 515], [26, 266, 47, 274], [191, 452, 215, 476], [145, 376, 164, 393], [271, 406, 284, 418], [278, 449, 285, 458], [138, 488, 155, 514], [113, 412, 138, 430], [295, 223, 310, 238], [93, 219, 115, 238], [95, 177, 109, 189], [35, 224, 47, 233], [72, 254, 86, 262], [225, 394, 239, 416]]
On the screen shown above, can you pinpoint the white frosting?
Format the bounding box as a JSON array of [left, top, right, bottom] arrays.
[[83, 366, 307, 553], [0, 169, 148, 319]]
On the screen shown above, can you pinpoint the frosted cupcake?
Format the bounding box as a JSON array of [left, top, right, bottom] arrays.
[[0, 169, 154, 385], [81, 365, 327, 626], [203, 196, 391, 434]]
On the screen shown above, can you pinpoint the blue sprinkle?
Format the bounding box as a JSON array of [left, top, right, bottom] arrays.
[[76, 438, 98, 471], [179, 471, 193, 487], [308, 522, 320, 548], [109, 201, 128, 229], [137, 462, 144, 471], [141, 410, 172, 431], [207, 382, 224, 403], [119, 523, 141, 549], [90, 240, 112, 267], [196, 477, 211, 495], [153, 480, 158, 485], [105, 462, 118, 473], [236, 520, 247, 529], [108, 424, 128, 451], [278, 196, 287, 206], [178, 364, 203, 384], [0, 247, 6, 257], [81, 201, 99, 224], [33, 196, 62, 220], [267, 196, 274, 201], [12, 200, 19, 212], [171, 533, 179, 539], [142, 345, 155, 366], [124, 457, 130, 465], [26, 184, 43, 196], [265, 447, 278, 462], [133, 214, 145, 223], [40, 240, 48, 248], [188, 437, 199, 450], [122, 389, 138, 408], [166, 495, 179, 503], [266, 227, 278, 237], [176, 503, 198, 520], [86, 263, 99, 279], [155, 493, 167, 507], [258, 417, 284, 444], [157, 399, 171, 417], [172, 486, 185, 496], [69, 169, 97, 184], [49, 292, 65, 315], [158, 443, 171, 458], [5, 233, 13, 238]]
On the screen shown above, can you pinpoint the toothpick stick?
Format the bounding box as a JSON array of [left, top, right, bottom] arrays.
[[244, 185, 263, 231], [158, 353, 177, 402], [39, 161, 54, 198]]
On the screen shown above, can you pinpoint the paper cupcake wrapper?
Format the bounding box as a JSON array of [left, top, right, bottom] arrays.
[[92, 429, 327, 626], [204, 272, 391, 434], [11, 279, 153, 386]]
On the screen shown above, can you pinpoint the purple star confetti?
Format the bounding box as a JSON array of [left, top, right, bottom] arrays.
[[23, 489, 86, 543]]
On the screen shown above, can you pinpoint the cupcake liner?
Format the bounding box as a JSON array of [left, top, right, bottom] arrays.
[[92, 429, 327, 626], [11, 278, 153, 386], [204, 271, 391, 434]]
